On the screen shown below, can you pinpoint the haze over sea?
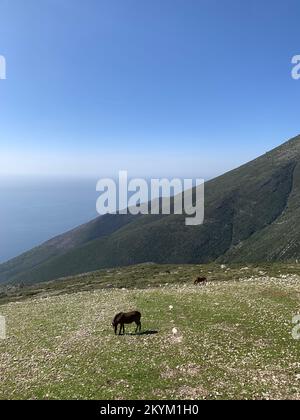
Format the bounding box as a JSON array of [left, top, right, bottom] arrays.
[[0, 176, 98, 264]]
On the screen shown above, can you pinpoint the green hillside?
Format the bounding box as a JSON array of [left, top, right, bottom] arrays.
[[1, 135, 300, 285]]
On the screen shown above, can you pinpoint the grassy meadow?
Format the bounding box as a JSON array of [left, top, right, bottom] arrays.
[[0, 264, 300, 399]]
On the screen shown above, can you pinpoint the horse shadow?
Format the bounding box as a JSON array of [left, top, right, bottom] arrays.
[[124, 330, 159, 336]]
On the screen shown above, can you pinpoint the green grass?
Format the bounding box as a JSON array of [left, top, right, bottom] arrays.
[[1, 262, 300, 306], [1, 264, 300, 399]]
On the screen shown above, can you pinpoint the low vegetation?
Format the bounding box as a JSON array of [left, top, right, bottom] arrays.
[[2, 262, 300, 305], [0, 263, 300, 399]]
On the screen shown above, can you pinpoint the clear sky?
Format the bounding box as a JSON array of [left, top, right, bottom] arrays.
[[0, 0, 300, 179]]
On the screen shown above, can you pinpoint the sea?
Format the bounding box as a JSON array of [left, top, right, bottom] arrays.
[[0, 176, 99, 264]]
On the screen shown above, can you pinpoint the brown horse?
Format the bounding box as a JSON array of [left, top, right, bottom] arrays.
[[194, 276, 207, 286], [112, 311, 142, 335]]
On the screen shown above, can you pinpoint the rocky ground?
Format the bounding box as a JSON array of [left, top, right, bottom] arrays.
[[1, 267, 300, 399]]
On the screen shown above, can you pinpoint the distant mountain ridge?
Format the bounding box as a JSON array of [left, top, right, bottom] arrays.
[[1, 134, 300, 285]]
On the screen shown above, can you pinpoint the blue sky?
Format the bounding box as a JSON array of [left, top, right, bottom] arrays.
[[0, 0, 300, 179]]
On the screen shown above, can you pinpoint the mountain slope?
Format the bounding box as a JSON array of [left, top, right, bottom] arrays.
[[1, 135, 300, 284]]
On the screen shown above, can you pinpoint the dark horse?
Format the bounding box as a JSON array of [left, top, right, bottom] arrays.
[[194, 276, 207, 285], [112, 311, 142, 335]]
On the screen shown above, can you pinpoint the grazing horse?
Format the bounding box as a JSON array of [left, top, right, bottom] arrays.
[[112, 311, 142, 335], [194, 276, 207, 286]]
